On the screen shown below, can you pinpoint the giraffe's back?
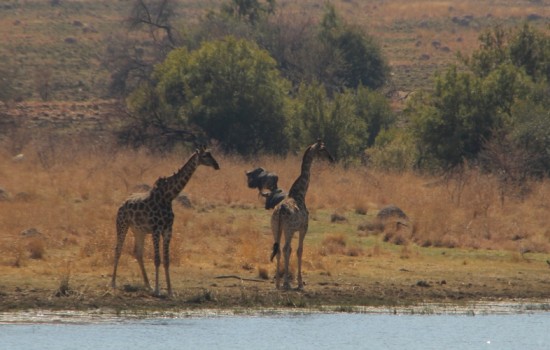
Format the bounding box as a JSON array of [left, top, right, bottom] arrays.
[[118, 194, 155, 232], [272, 198, 308, 233]]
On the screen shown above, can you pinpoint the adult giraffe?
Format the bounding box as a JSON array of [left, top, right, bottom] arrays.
[[270, 140, 334, 290], [111, 146, 220, 297]]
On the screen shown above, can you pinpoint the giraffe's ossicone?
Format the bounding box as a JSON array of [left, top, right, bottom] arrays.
[[111, 147, 220, 297]]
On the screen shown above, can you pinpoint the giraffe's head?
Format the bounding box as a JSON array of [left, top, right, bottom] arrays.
[[196, 146, 220, 170], [311, 139, 335, 163]]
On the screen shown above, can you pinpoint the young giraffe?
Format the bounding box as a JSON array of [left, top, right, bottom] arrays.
[[111, 147, 220, 297], [270, 140, 334, 290]]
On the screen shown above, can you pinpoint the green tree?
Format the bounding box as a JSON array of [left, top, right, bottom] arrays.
[[510, 99, 550, 176], [508, 23, 550, 82], [466, 24, 550, 82], [355, 86, 395, 147], [221, 0, 276, 24], [290, 82, 394, 162], [366, 128, 418, 171], [127, 37, 290, 155], [409, 25, 549, 171], [318, 4, 389, 91], [409, 67, 490, 169]]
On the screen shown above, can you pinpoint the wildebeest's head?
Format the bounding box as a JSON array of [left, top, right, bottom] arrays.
[[245, 167, 278, 192]]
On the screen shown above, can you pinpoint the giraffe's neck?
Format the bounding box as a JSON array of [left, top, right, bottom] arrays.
[[288, 145, 315, 205], [163, 152, 200, 202]]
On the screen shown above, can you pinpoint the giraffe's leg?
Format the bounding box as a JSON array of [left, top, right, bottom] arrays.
[[163, 230, 172, 297], [282, 232, 292, 290], [297, 227, 307, 290], [133, 230, 151, 291], [275, 248, 281, 290], [271, 210, 282, 289], [112, 209, 129, 290], [152, 230, 162, 297]]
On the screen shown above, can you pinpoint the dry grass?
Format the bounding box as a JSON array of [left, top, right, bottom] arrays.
[[1, 138, 550, 295]]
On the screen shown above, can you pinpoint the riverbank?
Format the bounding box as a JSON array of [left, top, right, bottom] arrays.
[[1, 299, 549, 324], [1, 248, 550, 317]]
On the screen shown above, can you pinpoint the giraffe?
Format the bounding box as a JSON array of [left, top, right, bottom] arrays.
[[270, 140, 334, 290], [111, 146, 220, 297]]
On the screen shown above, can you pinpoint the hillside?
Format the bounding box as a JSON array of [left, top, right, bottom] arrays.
[[1, 0, 550, 312], [0, 0, 548, 102]]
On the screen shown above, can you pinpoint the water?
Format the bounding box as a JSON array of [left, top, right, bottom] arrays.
[[1, 311, 548, 350]]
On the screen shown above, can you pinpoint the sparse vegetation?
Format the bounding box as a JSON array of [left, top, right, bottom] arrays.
[[1, 139, 549, 285], [0, 0, 549, 311]]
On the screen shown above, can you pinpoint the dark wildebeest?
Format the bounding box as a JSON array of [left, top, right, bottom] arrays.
[[246, 167, 286, 209]]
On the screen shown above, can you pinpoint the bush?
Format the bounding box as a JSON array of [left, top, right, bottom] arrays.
[[408, 24, 550, 172], [127, 37, 290, 154], [288, 83, 395, 162]]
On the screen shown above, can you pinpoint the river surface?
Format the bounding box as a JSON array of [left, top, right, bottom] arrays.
[[1, 307, 549, 350]]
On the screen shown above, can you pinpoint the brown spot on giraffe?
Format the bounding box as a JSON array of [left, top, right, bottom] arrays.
[[111, 147, 220, 297], [270, 140, 334, 290]]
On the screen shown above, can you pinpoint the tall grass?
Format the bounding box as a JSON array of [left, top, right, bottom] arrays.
[[0, 138, 549, 281]]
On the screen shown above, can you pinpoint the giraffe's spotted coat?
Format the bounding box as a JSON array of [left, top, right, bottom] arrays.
[[111, 147, 219, 297]]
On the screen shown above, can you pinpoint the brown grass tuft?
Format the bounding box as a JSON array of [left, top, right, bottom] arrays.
[[345, 246, 364, 257], [258, 267, 269, 280], [319, 234, 347, 256], [27, 238, 45, 260]]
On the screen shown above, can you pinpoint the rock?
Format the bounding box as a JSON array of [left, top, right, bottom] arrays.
[[0, 187, 10, 201], [12, 154, 24, 162], [376, 205, 408, 220], [175, 193, 193, 208], [416, 280, 430, 288], [330, 213, 347, 223], [20, 228, 42, 237]]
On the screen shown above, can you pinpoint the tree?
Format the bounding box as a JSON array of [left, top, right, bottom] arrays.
[[128, 0, 178, 48], [102, 0, 180, 98], [508, 23, 550, 82], [355, 86, 395, 147], [101, 34, 155, 98], [318, 4, 389, 91], [127, 37, 290, 155], [508, 97, 550, 176], [192, 2, 388, 94], [221, 0, 276, 24], [289, 83, 394, 162], [465, 24, 550, 82], [409, 25, 549, 172]]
